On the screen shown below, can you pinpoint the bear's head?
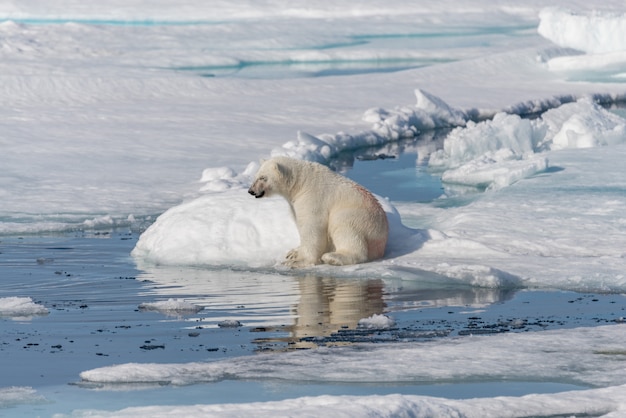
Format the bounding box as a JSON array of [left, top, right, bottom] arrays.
[[248, 158, 291, 199]]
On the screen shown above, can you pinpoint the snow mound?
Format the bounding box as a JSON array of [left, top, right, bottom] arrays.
[[0, 297, 49, 318], [138, 299, 203, 315], [131, 192, 299, 267]]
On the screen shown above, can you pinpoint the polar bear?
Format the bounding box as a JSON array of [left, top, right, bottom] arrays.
[[248, 156, 388, 267]]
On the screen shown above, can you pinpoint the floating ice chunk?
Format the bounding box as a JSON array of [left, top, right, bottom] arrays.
[[0, 297, 49, 318], [441, 154, 549, 190], [138, 299, 203, 315], [357, 313, 396, 329]]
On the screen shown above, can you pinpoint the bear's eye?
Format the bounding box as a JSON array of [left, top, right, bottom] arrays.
[[259, 176, 267, 181]]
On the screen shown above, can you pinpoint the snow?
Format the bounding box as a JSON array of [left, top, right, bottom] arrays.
[[2, 1, 626, 416]]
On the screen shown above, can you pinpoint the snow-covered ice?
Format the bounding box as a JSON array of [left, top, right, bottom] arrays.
[[2, 1, 626, 416]]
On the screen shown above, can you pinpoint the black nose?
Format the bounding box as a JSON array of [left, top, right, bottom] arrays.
[[248, 189, 264, 198]]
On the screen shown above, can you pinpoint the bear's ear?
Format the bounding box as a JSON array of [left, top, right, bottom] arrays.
[[273, 162, 290, 179]]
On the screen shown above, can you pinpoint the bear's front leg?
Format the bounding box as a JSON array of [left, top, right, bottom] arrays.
[[283, 246, 319, 267], [285, 247, 299, 261], [283, 219, 328, 268]]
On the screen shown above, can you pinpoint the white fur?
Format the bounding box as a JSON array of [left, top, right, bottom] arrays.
[[248, 156, 388, 267]]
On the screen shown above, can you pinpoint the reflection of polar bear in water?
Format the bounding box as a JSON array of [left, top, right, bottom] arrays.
[[248, 156, 388, 267]]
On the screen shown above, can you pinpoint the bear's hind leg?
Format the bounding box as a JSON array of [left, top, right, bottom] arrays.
[[321, 235, 368, 266], [323, 210, 370, 266]]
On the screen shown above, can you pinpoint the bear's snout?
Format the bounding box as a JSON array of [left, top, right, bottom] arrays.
[[248, 187, 265, 198]]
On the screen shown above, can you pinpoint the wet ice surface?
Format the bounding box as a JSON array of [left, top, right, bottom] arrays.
[[1, 229, 624, 415]]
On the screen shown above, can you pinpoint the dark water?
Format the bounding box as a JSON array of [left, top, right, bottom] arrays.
[[336, 131, 449, 202]]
